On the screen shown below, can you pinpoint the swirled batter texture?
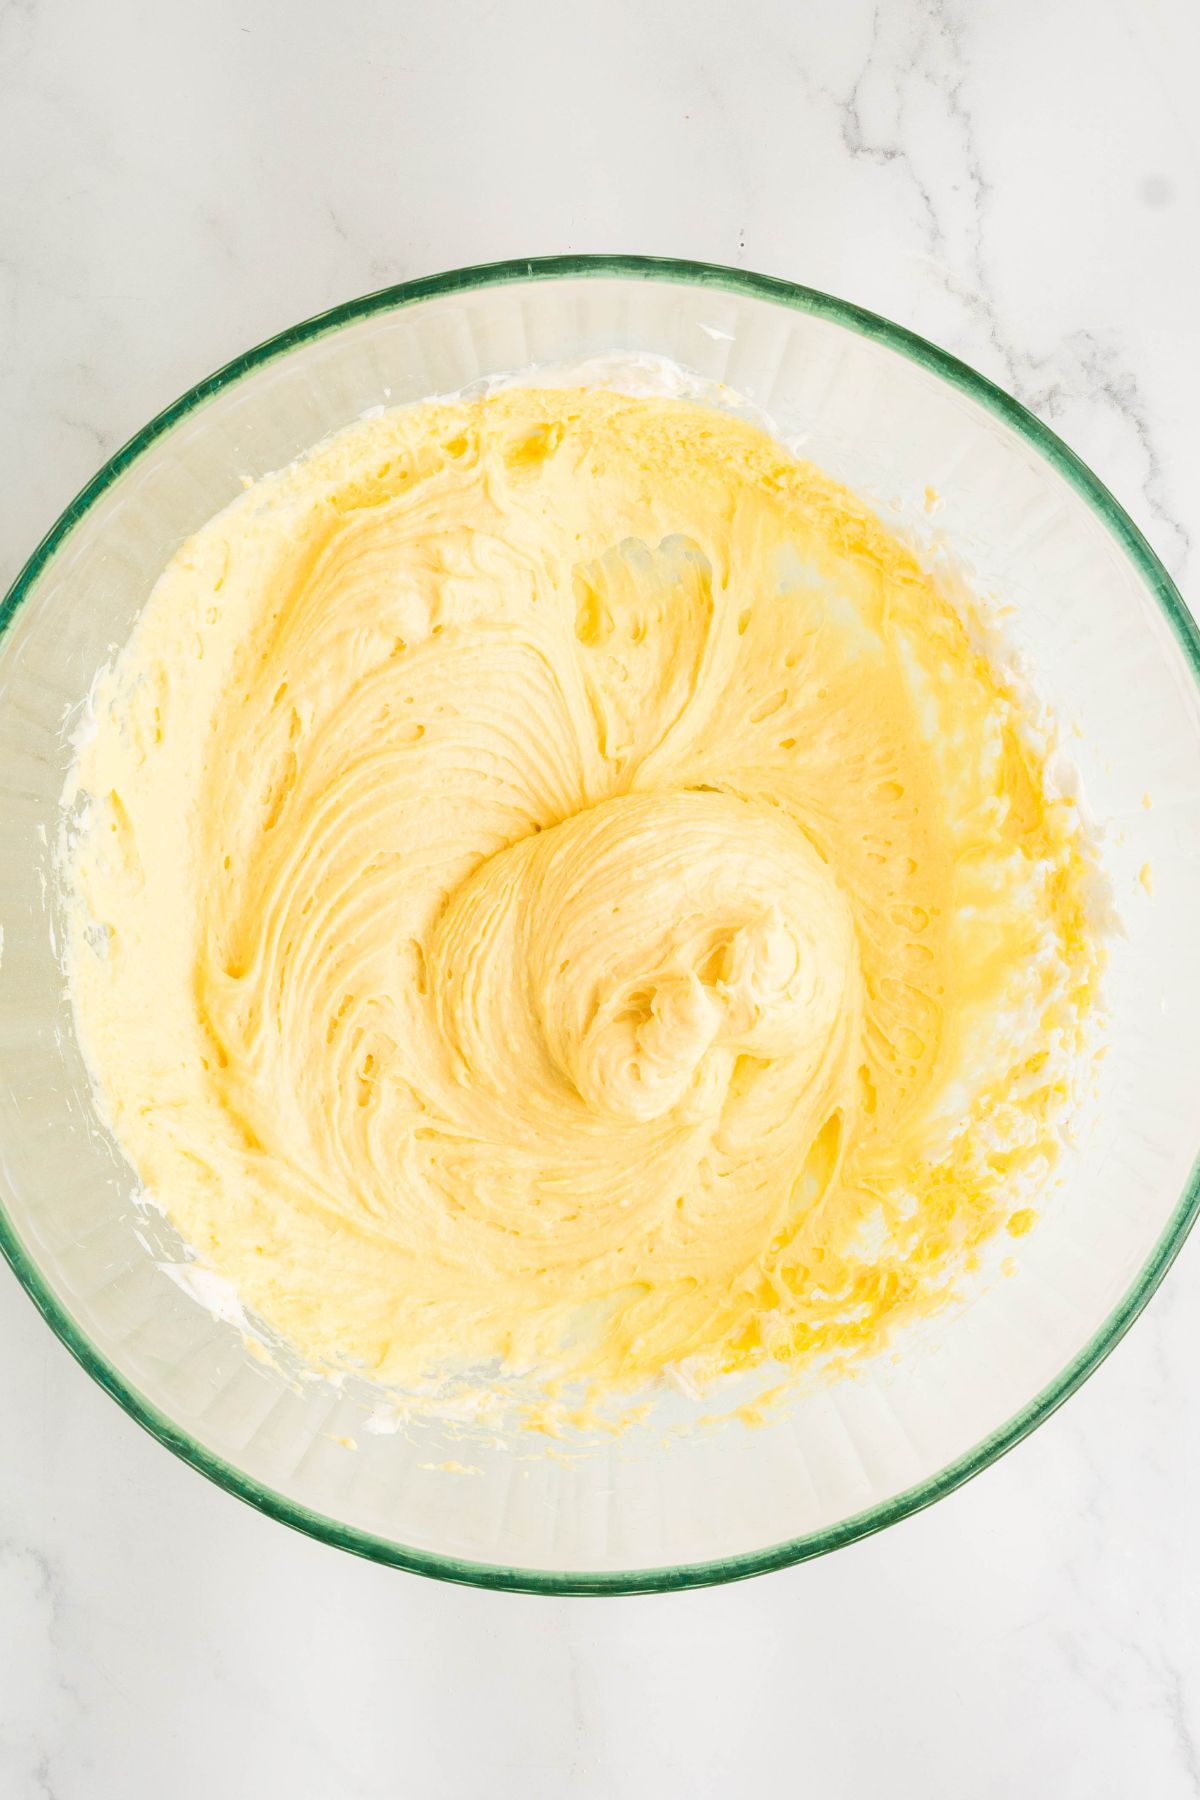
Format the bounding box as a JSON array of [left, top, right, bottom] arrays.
[[69, 387, 1100, 1408]]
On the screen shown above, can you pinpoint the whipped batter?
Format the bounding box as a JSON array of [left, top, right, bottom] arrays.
[[67, 384, 1101, 1403]]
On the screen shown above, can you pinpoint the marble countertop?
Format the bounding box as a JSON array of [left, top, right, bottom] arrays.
[[3, 1, 1200, 1794]]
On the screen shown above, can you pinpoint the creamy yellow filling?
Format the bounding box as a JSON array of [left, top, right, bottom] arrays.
[[68, 387, 1100, 1405]]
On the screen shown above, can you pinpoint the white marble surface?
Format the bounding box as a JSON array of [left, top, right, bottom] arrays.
[[3, 0, 1200, 1793]]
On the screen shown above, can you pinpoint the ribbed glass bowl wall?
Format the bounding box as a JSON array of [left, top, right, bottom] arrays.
[[2, 258, 1199, 1593]]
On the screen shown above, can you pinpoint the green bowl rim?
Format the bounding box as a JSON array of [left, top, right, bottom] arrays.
[[3, 253, 1199, 1596]]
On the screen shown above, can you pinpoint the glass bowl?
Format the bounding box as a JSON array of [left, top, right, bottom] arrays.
[[2, 257, 1199, 1595]]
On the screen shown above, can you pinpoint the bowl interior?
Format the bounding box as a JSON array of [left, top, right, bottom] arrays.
[[3, 262, 1199, 1590]]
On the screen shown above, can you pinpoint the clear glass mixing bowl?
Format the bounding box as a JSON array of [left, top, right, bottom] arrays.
[[2, 257, 1199, 1594]]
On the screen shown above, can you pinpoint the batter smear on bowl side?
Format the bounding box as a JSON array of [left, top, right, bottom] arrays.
[[67, 386, 1102, 1414]]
